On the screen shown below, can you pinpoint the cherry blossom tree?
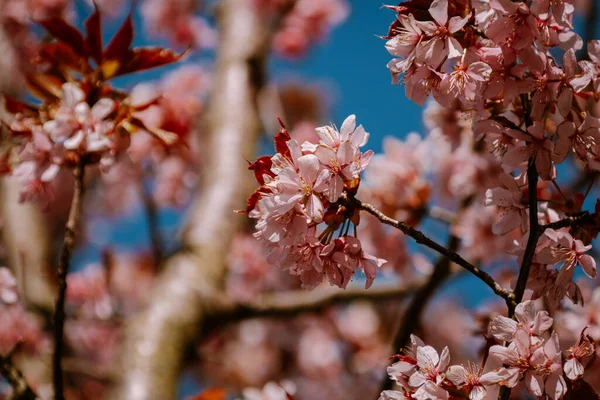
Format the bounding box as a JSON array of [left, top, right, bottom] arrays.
[[1, 0, 600, 400]]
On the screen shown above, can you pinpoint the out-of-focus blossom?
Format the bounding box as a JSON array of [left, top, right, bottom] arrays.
[[141, 0, 216, 49], [240, 381, 296, 400], [0, 267, 18, 304]]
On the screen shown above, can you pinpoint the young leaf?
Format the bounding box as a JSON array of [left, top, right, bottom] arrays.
[[85, 6, 103, 64], [38, 18, 88, 57]]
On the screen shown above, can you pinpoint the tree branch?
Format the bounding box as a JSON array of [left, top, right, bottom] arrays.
[[346, 196, 515, 307], [512, 161, 539, 311], [111, 2, 270, 398], [499, 160, 539, 400], [52, 162, 85, 400], [205, 280, 426, 329], [0, 355, 38, 400]]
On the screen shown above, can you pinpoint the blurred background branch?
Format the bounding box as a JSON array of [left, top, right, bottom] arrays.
[[112, 1, 270, 398]]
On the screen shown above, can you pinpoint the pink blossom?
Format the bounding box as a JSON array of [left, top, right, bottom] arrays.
[[385, 14, 423, 60], [564, 330, 596, 381], [526, 263, 583, 310], [503, 122, 555, 180], [437, 61, 492, 107], [489, 300, 553, 342], [484, 173, 528, 235], [530, 0, 575, 29], [272, 149, 330, 222], [537, 228, 596, 287], [0, 268, 17, 304], [446, 362, 505, 400], [414, 0, 471, 68], [408, 345, 450, 390], [486, 0, 538, 50], [554, 114, 600, 164]]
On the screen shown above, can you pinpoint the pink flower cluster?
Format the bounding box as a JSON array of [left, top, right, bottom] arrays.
[[0, 268, 47, 356], [140, 0, 216, 49], [246, 116, 385, 289], [4, 82, 128, 208], [382, 334, 502, 400], [382, 300, 596, 400], [488, 301, 566, 398], [385, 0, 600, 309]]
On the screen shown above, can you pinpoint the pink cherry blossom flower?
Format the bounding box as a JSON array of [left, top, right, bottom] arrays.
[[536, 228, 596, 288], [282, 236, 325, 290], [503, 122, 555, 180], [446, 362, 506, 400], [408, 345, 450, 390], [486, 0, 538, 50], [489, 300, 553, 342], [535, 15, 582, 51], [330, 236, 386, 289], [583, 40, 600, 92], [415, 0, 471, 68], [529, 332, 568, 399], [272, 151, 330, 223], [402, 62, 443, 105], [478, 46, 528, 107], [519, 47, 572, 121], [385, 14, 423, 60], [484, 173, 529, 235], [564, 330, 596, 381], [488, 329, 539, 390], [530, 0, 575, 28], [437, 61, 492, 107], [527, 263, 583, 310], [554, 114, 600, 164]]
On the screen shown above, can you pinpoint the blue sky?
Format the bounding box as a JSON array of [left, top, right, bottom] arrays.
[[270, 1, 424, 154]]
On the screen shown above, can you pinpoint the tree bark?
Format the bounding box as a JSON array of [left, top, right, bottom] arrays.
[[111, 1, 269, 398]]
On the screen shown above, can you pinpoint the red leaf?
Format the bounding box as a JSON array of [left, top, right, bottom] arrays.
[[248, 155, 274, 186], [118, 47, 187, 76], [85, 6, 103, 64], [274, 118, 291, 157], [565, 380, 600, 400], [38, 42, 88, 72], [103, 13, 133, 62], [241, 189, 262, 214], [38, 18, 88, 57], [2, 96, 38, 114]]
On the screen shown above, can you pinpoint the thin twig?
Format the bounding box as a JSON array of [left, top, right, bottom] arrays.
[[345, 196, 515, 307], [539, 211, 597, 232], [0, 355, 38, 400], [52, 162, 85, 400]]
